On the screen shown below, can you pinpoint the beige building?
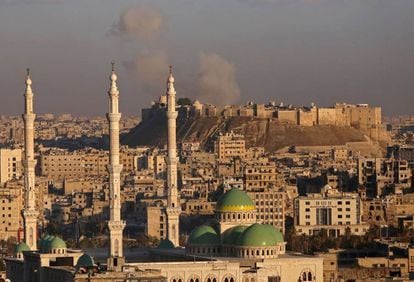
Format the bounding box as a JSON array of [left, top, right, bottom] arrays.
[[358, 158, 412, 197], [214, 132, 245, 160], [294, 187, 369, 237], [244, 162, 279, 191], [0, 185, 23, 241], [0, 148, 22, 186], [247, 188, 285, 234], [40, 148, 137, 182]]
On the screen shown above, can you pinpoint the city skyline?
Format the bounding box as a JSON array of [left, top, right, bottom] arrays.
[[0, 0, 413, 117]]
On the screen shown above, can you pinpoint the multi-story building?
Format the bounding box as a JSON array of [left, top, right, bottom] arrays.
[[40, 148, 138, 182], [214, 132, 245, 160], [244, 162, 279, 191], [0, 185, 23, 240], [0, 148, 22, 186], [247, 188, 285, 233], [358, 157, 412, 197], [294, 186, 369, 237]]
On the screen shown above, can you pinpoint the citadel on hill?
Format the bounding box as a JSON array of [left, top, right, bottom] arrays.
[[142, 97, 388, 142]]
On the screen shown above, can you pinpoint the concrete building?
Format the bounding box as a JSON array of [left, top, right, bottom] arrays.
[[214, 132, 245, 160], [294, 186, 369, 237], [244, 162, 279, 191], [0, 185, 23, 241], [39, 148, 137, 182], [358, 158, 412, 197], [247, 188, 285, 234], [0, 148, 22, 186]]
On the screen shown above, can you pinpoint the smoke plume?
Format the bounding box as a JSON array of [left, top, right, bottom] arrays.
[[124, 50, 169, 96], [111, 6, 164, 40], [197, 52, 241, 105]]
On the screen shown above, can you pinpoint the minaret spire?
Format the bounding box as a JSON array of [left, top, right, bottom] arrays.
[[106, 62, 125, 269], [22, 68, 38, 250], [165, 65, 181, 246]]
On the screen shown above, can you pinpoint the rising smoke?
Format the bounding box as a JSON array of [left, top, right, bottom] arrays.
[[110, 6, 164, 40], [196, 52, 241, 105], [123, 50, 169, 96]]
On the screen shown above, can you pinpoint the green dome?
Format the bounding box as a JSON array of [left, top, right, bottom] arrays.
[[39, 235, 54, 252], [221, 225, 248, 245], [14, 242, 30, 253], [265, 224, 284, 244], [158, 239, 175, 249], [236, 223, 283, 247], [76, 254, 94, 269], [216, 188, 255, 212], [49, 236, 66, 249], [187, 225, 220, 246]]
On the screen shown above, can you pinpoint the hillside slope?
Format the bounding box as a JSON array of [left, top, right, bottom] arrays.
[[122, 115, 383, 155]]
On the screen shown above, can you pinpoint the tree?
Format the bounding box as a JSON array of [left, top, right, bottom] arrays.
[[177, 97, 192, 106]]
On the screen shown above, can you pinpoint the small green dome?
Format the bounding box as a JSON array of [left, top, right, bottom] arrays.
[[49, 236, 66, 249], [221, 225, 248, 245], [216, 188, 255, 212], [39, 235, 54, 252], [76, 254, 94, 269], [14, 242, 30, 253], [158, 239, 175, 249], [236, 223, 283, 247], [187, 225, 220, 245]]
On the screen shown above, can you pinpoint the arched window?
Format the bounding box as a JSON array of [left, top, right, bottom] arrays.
[[171, 276, 183, 282], [114, 239, 119, 257], [299, 269, 314, 282], [29, 227, 33, 246], [205, 274, 218, 282], [188, 275, 201, 282], [222, 275, 235, 282]]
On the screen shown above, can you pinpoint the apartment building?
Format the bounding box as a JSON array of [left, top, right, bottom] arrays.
[[0, 148, 22, 185], [294, 186, 369, 237]]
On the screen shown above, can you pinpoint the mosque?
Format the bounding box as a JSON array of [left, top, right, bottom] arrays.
[[5, 66, 323, 282]]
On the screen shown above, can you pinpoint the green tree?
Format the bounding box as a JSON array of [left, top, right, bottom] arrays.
[[177, 97, 192, 106]]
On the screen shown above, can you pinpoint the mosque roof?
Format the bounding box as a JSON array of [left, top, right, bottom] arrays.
[[49, 236, 66, 249], [14, 242, 30, 253], [39, 235, 66, 252], [158, 239, 175, 249], [187, 225, 220, 246], [215, 188, 255, 212], [76, 253, 94, 269], [236, 223, 284, 247], [221, 225, 248, 245]]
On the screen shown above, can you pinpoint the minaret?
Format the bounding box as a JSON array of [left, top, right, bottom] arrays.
[[106, 63, 125, 268], [165, 66, 181, 246], [22, 68, 38, 250]]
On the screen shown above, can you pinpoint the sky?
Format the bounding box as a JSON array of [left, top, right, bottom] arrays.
[[0, 0, 413, 117]]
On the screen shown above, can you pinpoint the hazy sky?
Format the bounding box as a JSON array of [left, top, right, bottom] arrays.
[[0, 0, 413, 117]]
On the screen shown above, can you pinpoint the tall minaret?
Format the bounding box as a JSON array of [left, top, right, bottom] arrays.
[[165, 66, 181, 246], [106, 63, 125, 267], [22, 69, 38, 250]]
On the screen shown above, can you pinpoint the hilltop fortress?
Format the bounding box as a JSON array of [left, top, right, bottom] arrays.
[[142, 97, 389, 143]]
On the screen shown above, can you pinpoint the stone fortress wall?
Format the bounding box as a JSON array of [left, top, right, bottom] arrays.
[[143, 98, 388, 142]]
